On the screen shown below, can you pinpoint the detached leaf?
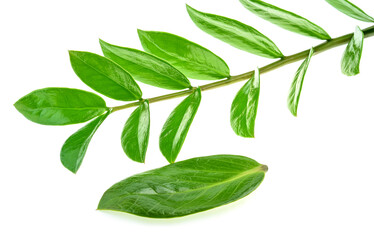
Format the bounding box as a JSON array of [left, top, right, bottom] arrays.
[[326, 0, 374, 22], [138, 30, 230, 80], [69, 51, 142, 101], [98, 154, 267, 218], [288, 48, 314, 117], [240, 0, 331, 40], [100, 40, 192, 90], [61, 111, 110, 173], [121, 100, 150, 163], [14, 88, 108, 125], [160, 88, 201, 163], [231, 68, 260, 138], [186, 5, 283, 59], [341, 26, 364, 76]]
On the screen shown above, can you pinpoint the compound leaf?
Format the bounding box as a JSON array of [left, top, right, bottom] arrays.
[[98, 154, 267, 218], [138, 30, 230, 80], [186, 5, 283, 59], [159, 88, 201, 163], [239, 0, 331, 40], [121, 100, 150, 163], [14, 88, 108, 125], [231, 68, 260, 138], [69, 51, 142, 101], [341, 26, 364, 76], [100, 40, 192, 90], [61, 111, 110, 173], [288, 48, 314, 117]]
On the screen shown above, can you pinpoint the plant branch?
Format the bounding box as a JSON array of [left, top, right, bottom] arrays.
[[111, 25, 374, 113]]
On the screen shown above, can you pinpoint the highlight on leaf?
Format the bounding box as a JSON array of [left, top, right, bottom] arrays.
[[159, 87, 201, 163], [231, 68, 260, 138], [98, 154, 268, 218], [186, 4, 284, 59], [61, 111, 110, 173], [100, 40, 192, 90], [341, 26, 364, 76], [239, 0, 331, 40], [121, 100, 150, 163], [138, 30, 230, 80], [325, 0, 374, 22], [288, 48, 314, 117], [14, 88, 108, 126], [69, 51, 142, 101]]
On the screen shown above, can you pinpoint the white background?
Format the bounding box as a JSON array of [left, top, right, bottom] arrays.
[[1, 0, 374, 239]]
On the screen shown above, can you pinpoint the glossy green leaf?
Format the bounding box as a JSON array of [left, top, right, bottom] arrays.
[[100, 40, 192, 90], [186, 5, 283, 59], [61, 111, 110, 173], [239, 0, 331, 40], [137, 30, 230, 80], [121, 100, 150, 163], [231, 68, 260, 138], [326, 0, 374, 22], [98, 154, 267, 218], [69, 51, 142, 101], [14, 88, 108, 125], [341, 26, 364, 76], [288, 48, 314, 117], [160, 88, 201, 163]]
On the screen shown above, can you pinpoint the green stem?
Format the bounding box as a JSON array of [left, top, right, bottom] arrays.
[[111, 25, 374, 113]]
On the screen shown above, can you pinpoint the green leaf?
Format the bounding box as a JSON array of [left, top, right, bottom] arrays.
[[239, 0, 331, 40], [14, 88, 108, 125], [341, 26, 364, 76], [288, 48, 314, 117], [326, 0, 374, 22], [160, 88, 201, 163], [99, 40, 192, 90], [231, 68, 260, 138], [98, 154, 267, 218], [69, 51, 142, 101], [61, 111, 110, 173], [137, 30, 230, 80], [121, 100, 150, 163], [186, 5, 283, 59]]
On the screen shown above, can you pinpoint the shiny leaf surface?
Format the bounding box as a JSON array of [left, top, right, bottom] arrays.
[[341, 26, 364, 76], [69, 51, 142, 101], [138, 30, 230, 80], [98, 154, 267, 218], [121, 100, 150, 163], [14, 88, 108, 125], [231, 69, 260, 138], [288, 48, 314, 117], [186, 5, 283, 59], [100, 40, 192, 90], [240, 0, 331, 40], [326, 0, 374, 22], [61, 112, 110, 173], [159, 88, 201, 163]]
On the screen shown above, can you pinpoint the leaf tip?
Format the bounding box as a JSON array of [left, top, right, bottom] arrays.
[[261, 164, 268, 172]]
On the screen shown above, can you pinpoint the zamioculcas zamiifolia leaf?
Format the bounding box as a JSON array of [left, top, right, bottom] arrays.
[[239, 0, 331, 40], [186, 5, 283, 59], [99, 40, 192, 90], [325, 0, 374, 22], [341, 26, 364, 76], [231, 68, 260, 138], [288, 48, 314, 117], [69, 51, 142, 101], [61, 111, 110, 173], [98, 154, 268, 218], [121, 100, 150, 163], [160, 87, 201, 163], [137, 30, 230, 80], [14, 88, 108, 125]]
